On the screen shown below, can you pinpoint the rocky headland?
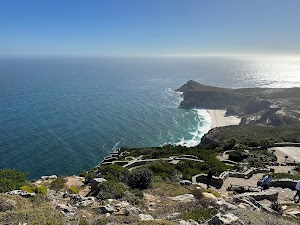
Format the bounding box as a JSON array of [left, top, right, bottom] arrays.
[[176, 80, 300, 126]]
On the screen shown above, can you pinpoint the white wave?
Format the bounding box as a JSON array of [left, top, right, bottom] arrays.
[[162, 88, 183, 108], [111, 141, 120, 151], [161, 108, 212, 148]]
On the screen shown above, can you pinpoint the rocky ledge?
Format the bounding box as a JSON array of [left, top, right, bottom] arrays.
[[176, 80, 300, 126]]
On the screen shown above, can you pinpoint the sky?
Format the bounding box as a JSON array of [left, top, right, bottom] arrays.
[[0, 0, 300, 56]]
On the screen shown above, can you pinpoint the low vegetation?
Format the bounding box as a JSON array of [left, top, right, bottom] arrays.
[[0, 169, 28, 193]]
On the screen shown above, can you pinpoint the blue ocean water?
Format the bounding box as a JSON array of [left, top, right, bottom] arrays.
[[1, 55, 300, 179]]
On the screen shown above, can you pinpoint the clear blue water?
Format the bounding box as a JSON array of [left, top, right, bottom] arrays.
[[1, 55, 300, 179]]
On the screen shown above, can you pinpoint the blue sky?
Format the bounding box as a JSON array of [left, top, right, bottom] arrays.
[[1, 0, 300, 56]]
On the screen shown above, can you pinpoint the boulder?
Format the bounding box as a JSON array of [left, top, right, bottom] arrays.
[[202, 192, 217, 199], [168, 194, 195, 202], [139, 214, 154, 221], [215, 198, 238, 210], [174, 219, 199, 225], [208, 213, 242, 225], [41, 175, 57, 180], [68, 194, 95, 207], [286, 210, 300, 218], [233, 190, 278, 201], [7, 190, 36, 198], [99, 205, 115, 213], [180, 180, 192, 186], [56, 204, 77, 217]]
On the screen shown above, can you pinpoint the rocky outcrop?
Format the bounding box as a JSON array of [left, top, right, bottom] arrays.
[[207, 213, 243, 225], [7, 190, 36, 198], [233, 190, 279, 201]]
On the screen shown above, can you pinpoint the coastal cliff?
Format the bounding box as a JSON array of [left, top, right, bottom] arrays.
[[176, 80, 300, 126]]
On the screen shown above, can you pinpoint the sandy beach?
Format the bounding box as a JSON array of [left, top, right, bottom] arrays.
[[207, 109, 241, 128]]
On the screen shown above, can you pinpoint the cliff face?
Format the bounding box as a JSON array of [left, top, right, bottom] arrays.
[[176, 80, 300, 126]]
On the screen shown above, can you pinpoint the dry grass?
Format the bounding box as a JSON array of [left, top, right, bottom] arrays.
[[235, 210, 299, 225], [0, 194, 66, 225], [146, 180, 191, 197]]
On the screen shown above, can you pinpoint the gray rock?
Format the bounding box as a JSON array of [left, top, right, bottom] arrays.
[[56, 204, 77, 217], [180, 180, 192, 186], [7, 190, 36, 198], [174, 219, 199, 225], [139, 214, 154, 221], [41, 175, 57, 180], [100, 205, 116, 213], [286, 210, 300, 217], [168, 194, 195, 202], [215, 198, 238, 210], [208, 213, 242, 225], [69, 194, 95, 207]]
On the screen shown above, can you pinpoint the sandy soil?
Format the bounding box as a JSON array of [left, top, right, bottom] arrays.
[[207, 109, 241, 128], [272, 147, 300, 163]]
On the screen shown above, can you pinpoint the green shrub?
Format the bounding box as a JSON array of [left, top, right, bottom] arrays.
[[50, 177, 66, 191], [266, 172, 300, 180], [0, 169, 28, 193], [79, 219, 89, 225], [147, 161, 177, 180], [98, 164, 129, 182], [127, 168, 153, 189], [123, 189, 144, 205], [68, 186, 79, 194], [20, 185, 34, 193], [35, 185, 48, 195], [191, 188, 204, 200], [228, 150, 246, 162], [96, 181, 126, 200]]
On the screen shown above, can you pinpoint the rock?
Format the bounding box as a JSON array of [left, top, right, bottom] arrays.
[[234, 190, 278, 201], [56, 204, 77, 217], [113, 201, 140, 215], [168, 194, 195, 202], [208, 213, 242, 225], [202, 192, 217, 199], [69, 194, 95, 207], [286, 210, 300, 217], [91, 178, 107, 192], [180, 180, 192, 186], [41, 175, 57, 180], [215, 198, 238, 210], [99, 205, 115, 213], [139, 214, 154, 221], [7, 190, 36, 198], [174, 219, 199, 225], [237, 203, 254, 210]]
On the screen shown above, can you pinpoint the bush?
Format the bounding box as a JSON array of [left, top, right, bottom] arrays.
[[68, 186, 79, 194], [191, 188, 204, 200], [35, 185, 48, 195], [96, 181, 126, 200], [228, 150, 246, 162], [0, 169, 28, 193], [50, 177, 67, 191], [20, 185, 34, 193], [147, 161, 177, 180], [127, 168, 153, 189], [0, 197, 15, 212], [98, 164, 129, 182]]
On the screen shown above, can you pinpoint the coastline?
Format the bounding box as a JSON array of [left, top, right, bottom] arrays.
[[207, 109, 241, 128]]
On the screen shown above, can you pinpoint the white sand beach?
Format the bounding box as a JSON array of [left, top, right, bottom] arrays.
[[207, 109, 241, 128]]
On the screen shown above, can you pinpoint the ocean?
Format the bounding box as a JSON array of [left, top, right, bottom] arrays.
[[1, 55, 300, 179]]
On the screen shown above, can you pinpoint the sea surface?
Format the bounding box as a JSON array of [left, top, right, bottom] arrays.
[[1, 55, 300, 179]]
